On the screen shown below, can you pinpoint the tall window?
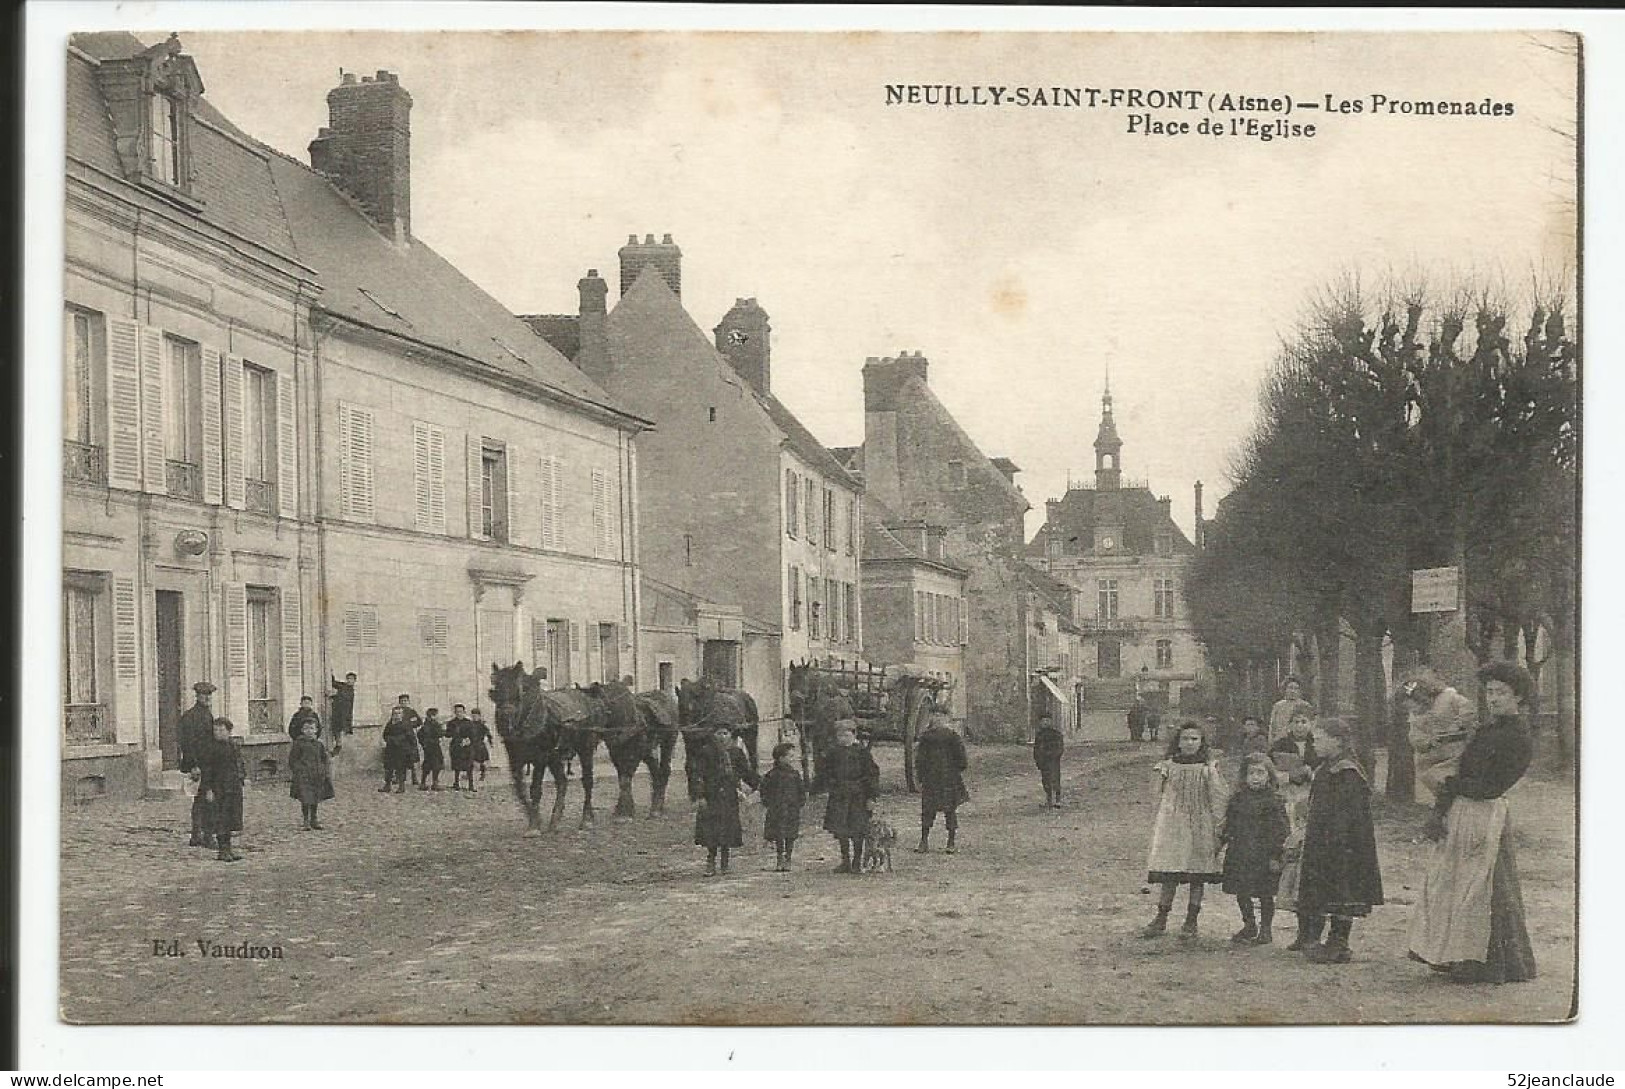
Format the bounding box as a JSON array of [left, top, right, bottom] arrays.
[[1156, 639, 1174, 669], [1097, 579, 1119, 621], [246, 587, 281, 733], [162, 336, 201, 500], [785, 470, 799, 538], [846, 498, 857, 555], [242, 364, 278, 512], [829, 583, 843, 644], [62, 577, 108, 743], [64, 308, 100, 447], [804, 478, 818, 542], [413, 422, 447, 534], [1154, 577, 1175, 620], [481, 443, 509, 542], [788, 566, 802, 631], [809, 577, 823, 640], [598, 623, 620, 683], [592, 468, 617, 559], [148, 93, 180, 185], [823, 489, 836, 551], [339, 404, 376, 522], [546, 619, 571, 687], [915, 591, 927, 642]]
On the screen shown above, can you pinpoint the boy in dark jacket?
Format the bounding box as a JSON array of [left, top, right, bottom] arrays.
[[417, 708, 446, 791], [447, 704, 475, 791], [380, 707, 417, 793], [759, 742, 807, 872], [1033, 712, 1065, 808], [329, 673, 356, 753], [815, 720, 880, 874], [693, 727, 761, 876], [916, 710, 970, 853], [289, 716, 334, 829], [199, 717, 246, 862], [1296, 717, 1384, 964]]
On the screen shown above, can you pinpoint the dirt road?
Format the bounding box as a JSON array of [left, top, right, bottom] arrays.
[[59, 741, 1575, 1024]]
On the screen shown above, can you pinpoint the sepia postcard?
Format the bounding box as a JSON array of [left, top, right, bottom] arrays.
[[45, 17, 1579, 1031]]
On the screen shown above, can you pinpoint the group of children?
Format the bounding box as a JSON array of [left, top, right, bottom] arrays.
[[1142, 704, 1384, 965], [690, 719, 882, 878], [377, 695, 494, 794]]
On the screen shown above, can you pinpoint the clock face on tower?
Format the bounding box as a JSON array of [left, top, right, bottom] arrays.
[[1101, 536, 1115, 551]]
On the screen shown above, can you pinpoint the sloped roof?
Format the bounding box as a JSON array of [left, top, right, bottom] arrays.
[[859, 495, 968, 576], [608, 268, 860, 488], [1027, 485, 1196, 559], [640, 575, 781, 637], [1013, 560, 1082, 632], [521, 314, 581, 361], [69, 32, 645, 428], [69, 33, 298, 259]]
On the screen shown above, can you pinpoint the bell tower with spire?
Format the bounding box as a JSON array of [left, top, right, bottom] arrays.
[[1094, 370, 1123, 490]]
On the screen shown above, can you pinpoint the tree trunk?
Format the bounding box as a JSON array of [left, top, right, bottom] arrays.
[[1314, 612, 1342, 717], [1351, 622, 1384, 783], [1386, 623, 1420, 802]]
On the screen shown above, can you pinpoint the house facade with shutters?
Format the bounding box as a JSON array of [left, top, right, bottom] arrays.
[[62, 35, 650, 798], [63, 32, 322, 796], [523, 247, 862, 733], [1025, 383, 1208, 718]]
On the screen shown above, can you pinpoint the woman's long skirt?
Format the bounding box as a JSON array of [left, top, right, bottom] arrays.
[[1408, 796, 1537, 983]]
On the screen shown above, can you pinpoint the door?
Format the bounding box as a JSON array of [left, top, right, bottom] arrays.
[[702, 640, 739, 687], [657, 661, 674, 695], [1097, 639, 1122, 679], [154, 590, 184, 769]]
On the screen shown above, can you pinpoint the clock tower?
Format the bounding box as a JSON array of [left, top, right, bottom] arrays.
[[1094, 374, 1123, 491]]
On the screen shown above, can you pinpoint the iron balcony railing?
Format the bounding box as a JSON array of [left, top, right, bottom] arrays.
[[245, 478, 277, 515], [63, 441, 106, 485], [166, 459, 202, 500]]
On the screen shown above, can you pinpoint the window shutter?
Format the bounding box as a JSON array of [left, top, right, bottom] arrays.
[[199, 346, 224, 504], [570, 621, 581, 676], [137, 325, 166, 494], [111, 577, 142, 745], [531, 618, 547, 670], [281, 587, 302, 710], [413, 422, 433, 531], [467, 434, 484, 539], [223, 582, 249, 727], [222, 355, 245, 509], [428, 427, 446, 532], [548, 456, 563, 549], [276, 369, 297, 518], [592, 468, 612, 559], [105, 319, 142, 490], [339, 403, 374, 522], [538, 455, 556, 550]]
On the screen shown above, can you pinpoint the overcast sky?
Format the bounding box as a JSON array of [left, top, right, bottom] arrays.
[[179, 30, 1577, 539]]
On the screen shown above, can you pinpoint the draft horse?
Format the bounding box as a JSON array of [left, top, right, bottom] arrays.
[[786, 661, 853, 791], [490, 663, 681, 831]]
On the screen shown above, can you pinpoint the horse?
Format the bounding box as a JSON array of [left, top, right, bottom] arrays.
[[786, 661, 853, 790], [625, 687, 681, 817], [676, 676, 760, 801]]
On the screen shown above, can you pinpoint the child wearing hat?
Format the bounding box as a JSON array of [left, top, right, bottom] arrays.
[[287, 694, 322, 741], [1220, 752, 1289, 944], [693, 725, 761, 876], [447, 704, 475, 791], [417, 707, 446, 791], [199, 717, 247, 862], [814, 719, 880, 874], [1295, 716, 1384, 963], [380, 706, 416, 793], [288, 713, 334, 830], [759, 742, 807, 872]]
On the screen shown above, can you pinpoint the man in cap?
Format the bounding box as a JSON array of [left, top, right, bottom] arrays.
[[396, 693, 423, 784], [177, 681, 218, 848], [915, 708, 969, 854], [329, 672, 357, 753]]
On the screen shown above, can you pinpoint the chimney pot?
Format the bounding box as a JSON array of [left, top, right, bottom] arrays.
[[662, 233, 674, 244], [341, 72, 357, 85], [627, 233, 638, 245], [587, 267, 598, 277], [311, 67, 414, 241], [645, 233, 655, 244]]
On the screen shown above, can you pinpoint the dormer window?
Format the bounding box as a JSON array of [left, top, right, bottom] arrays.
[[148, 91, 180, 185], [93, 33, 204, 204]]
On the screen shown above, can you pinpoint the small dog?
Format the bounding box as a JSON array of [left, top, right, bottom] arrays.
[[862, 817, 897, 873]]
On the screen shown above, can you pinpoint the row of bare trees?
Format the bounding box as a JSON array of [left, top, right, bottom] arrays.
[[1186, 275, 1577, 799]]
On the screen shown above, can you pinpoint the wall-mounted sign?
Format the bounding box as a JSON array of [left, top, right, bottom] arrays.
[[1411, 567, 1459, 614]]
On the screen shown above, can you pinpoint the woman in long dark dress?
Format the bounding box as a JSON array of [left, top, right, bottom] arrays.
[[1408, 661, 1538, 985], [817, 719, 880, 874], [693, 726, 760, 876]]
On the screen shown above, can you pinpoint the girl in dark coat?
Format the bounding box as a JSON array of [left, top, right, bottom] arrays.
[[469, 708, 493, 781], [916, 712, 971, 853], [447, 704, 476, 790], [816, 720, 880, 874], [199, 717, 246, 862], [1033, 713, 1065, 808], [288, 717, 334, 830], [1296, 717, 1384, 964], [380, 707, 416, 793], [1220, 752, 1290, 944], [759, 742, 808, 872], [417, 709, 446, 791], [693, 726, 760, 876]]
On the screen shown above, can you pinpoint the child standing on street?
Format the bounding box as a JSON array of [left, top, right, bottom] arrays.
[[417, 708, 446, 791], [447, 704, 475, 791], [693, 726, 760, 876], [1295, 716, 1384, 964], [288, 716, 334, 830], [1141, 722, 1228, 941], [816, 719, 881, 874], [759, 742, 807, 872], [469, 707, 492, 781], [1220, 752, 1290, 944], [200, 717, 247, 862], [380, 707, 416, 793]]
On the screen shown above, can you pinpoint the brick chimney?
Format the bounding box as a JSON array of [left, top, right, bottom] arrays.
[[619, 233, 681, 299], [862, 350, 931, 412], [715, 298, 771, 395], [309, 70, 413, 243], [576, 268, 610, 384], [1194, 481, 1205, 549]]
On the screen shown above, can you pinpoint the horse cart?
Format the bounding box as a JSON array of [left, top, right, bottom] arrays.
[[787, 659, 955, 793]]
